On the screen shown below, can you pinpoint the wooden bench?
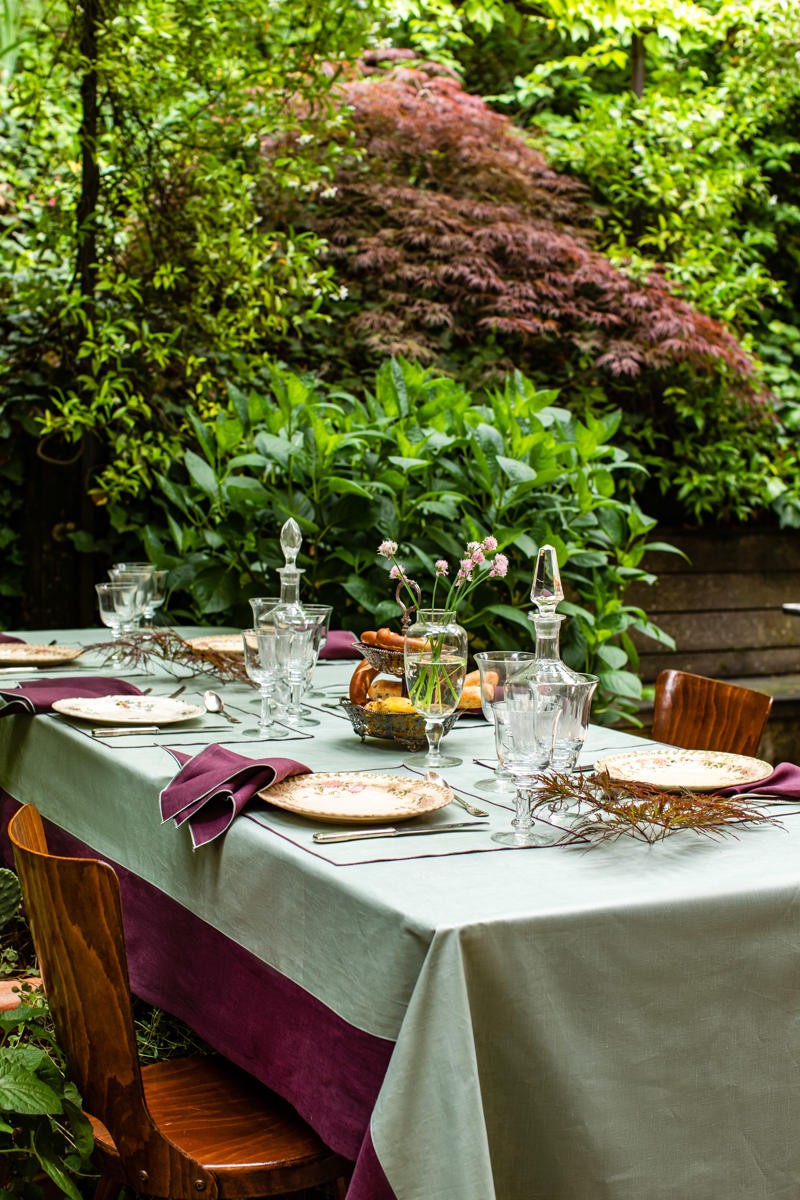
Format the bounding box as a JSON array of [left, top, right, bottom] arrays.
[[626, 527, 800, 761]]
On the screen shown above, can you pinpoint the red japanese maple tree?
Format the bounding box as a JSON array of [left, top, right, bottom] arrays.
[[268, 52, 762, 414]]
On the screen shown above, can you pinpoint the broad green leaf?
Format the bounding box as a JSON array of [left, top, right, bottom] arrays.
[[326, 476, 374, 499], [0, 1059, 62, 1115], [496, 456, 538, 484], [343, 574, 383, 610], [33, 1127, 84, 1200], [223, 476, 271, 507], [183, 450, 220, 502], [190, 568, 240, 615], [595, 643, 628, 669], [598, 669, 643, 700], [483, 603, 534, 632], [186, 410, 216, 465]]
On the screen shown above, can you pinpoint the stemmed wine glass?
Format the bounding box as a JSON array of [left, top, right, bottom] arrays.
[[241, 628, 291, 739], [490, 681, 565, 847], [141, 569, 168, 624], [302, 604, 334, 701], [403, 609, 468, 770], [108, 563, 154, 631], [273, 614, 318, 728], [473, 651, 535, 794], [492, 675, 597, 846], [95, 582, 139, 663]]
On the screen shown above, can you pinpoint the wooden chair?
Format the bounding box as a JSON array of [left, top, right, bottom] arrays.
[[651, 669, 773, 757], [8, 804, 351, 1200]]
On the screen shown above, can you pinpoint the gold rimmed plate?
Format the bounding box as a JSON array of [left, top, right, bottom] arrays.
[[0, 644, 85, 667], [260, 771, 454, 825], [52, 695, 205, 726], [596, 748, 772, 793], [187, 634, 244, 656]]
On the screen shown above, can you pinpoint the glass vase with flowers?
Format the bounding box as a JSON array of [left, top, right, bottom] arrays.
[[377, 536, 509, 769]]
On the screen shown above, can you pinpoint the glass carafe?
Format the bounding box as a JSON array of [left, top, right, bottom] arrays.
[[403, 609, 468, 769]]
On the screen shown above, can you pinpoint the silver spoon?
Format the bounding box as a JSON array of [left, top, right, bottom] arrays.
[[202, 690, 241, 725], [425, 769, 488, 818]]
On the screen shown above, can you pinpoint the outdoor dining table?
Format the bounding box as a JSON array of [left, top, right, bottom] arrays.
[[1, 628, 798, 1200]]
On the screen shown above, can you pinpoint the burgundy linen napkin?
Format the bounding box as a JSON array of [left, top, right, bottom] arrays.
[[719, 761, 800, 799], [0, 632, 25, 644], [0, 676, 141, 717], [318, 629, 359, 660], [160, 744, 312, 850]]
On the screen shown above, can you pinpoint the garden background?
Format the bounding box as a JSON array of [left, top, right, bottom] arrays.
[[2, 0, 800, 726]]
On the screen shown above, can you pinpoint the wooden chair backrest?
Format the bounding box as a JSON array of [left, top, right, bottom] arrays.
[[651, 669, 773, 757], [8, 805, 216, 1198]]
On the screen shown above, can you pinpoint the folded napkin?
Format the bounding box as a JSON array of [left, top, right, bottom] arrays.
[[0, 676, 141, 717], [719, 761, 800, 800], [160, 744, 312, 850], [318, 629, 360, 660], [0, 632, 25, 644]]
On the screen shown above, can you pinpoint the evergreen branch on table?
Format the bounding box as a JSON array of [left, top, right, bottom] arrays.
[[85, 629, 250, 684], [534, 771, 783, 845]]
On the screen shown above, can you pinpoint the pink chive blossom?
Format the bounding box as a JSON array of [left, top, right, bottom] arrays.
[[482, 535, 498, 552], [467, 541, 481, 553], [470, 547, 485, 565], [389, 563, 407, 581], [435, 559, 449, 576], [489, 553, 509, 578], [378, 540, 398, 558]]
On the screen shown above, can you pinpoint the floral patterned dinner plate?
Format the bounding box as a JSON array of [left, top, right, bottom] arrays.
[[595, 748, 772, 793], [260, 771, 454, 824], [0, 644, 84, 667], [51, 695, 205, 726], [187, 634, 244, 656]]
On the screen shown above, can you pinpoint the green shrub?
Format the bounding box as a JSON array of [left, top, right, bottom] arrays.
[[139, 358, 674, 723], [0, 988, 94, 1200]]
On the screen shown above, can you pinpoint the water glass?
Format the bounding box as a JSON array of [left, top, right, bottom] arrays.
[[108, 563, 154, 630], [273, 615, 317, 727], [241, 628, 291, 739], [491, 674, 596, 847], [141, 569, 168, 623], [249, 596, 280, 626], [95, 582, 139, 662], [473, 651, 535, 794], [303, 604, 334, 701]]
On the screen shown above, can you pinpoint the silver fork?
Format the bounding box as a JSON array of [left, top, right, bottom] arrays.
[[425, 769, 489, 818]]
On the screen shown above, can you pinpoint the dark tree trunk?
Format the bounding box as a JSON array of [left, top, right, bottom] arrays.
[[630, 34, 645, 97]]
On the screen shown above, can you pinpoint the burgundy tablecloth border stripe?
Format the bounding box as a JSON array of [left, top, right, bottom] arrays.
[[0, 793, 396, 1200]]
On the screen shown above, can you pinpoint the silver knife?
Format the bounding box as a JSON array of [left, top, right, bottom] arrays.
[[90, 724, 231, 737], [313, 821, 489, 844]]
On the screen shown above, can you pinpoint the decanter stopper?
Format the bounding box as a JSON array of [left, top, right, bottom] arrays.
[[280, 518, 303, 570], [530, 544, 563, 614]]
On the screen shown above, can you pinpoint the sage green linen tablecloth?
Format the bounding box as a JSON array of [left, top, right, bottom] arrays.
[[1, 629, 798, 1200]]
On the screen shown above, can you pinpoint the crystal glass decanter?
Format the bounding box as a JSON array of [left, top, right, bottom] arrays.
[[271, 518, 308, 627], [506, 545, 598, 776], [267, 518, 319, 727]]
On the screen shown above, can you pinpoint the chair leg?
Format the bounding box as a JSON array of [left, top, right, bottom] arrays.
[[332, 1172, 351, 1200], [93, 1177, 122, 1200]]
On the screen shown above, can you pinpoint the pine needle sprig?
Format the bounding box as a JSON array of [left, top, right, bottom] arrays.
[[84, 629, 250, 684], [534, 771, 782, 845]]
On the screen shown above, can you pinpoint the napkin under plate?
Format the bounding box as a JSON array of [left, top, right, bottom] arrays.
[[160, 744, 311, 850], [0, 676, 141, 717]]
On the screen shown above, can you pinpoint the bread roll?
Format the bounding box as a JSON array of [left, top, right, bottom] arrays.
[[367, 677, 404, 701], [458, 685, 482, 710], [366, 696, 416, 714], [349, 660, 379, 705]]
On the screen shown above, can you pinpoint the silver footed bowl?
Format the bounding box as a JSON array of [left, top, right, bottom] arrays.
[[354, 641, 405, 677], [339, 699, 459, 750]]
